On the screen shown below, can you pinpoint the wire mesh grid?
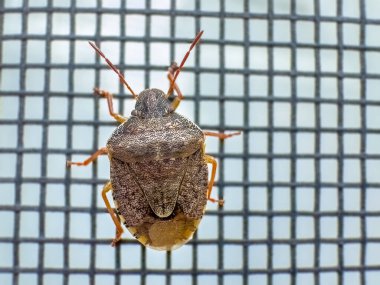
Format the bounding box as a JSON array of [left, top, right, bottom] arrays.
[[1, 0, 380, 284]]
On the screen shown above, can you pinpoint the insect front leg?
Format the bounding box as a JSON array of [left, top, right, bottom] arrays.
[[203, 131, 241, 140], [167, 62, 183, 110], [93, 88, 127, 123], [66, 147, 108, 167], [101, 181, 124, 247], [204, 154, 224, 206]]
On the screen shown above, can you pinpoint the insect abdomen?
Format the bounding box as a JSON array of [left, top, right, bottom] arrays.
[[110, 149, 208, 250]]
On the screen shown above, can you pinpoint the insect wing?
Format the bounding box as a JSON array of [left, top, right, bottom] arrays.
[[128, 157, 188, 218]]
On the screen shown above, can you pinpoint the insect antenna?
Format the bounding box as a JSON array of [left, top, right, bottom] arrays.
[[89, 41, 137, 99], [166, 30, 204, 97]]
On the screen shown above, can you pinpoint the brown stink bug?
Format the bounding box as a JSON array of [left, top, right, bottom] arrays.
[[67, 31, 240, 250]]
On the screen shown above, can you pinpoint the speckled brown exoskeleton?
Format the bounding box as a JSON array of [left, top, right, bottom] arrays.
[[67, 31, 240, 250]]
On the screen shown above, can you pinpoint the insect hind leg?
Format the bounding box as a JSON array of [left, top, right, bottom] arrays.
[[204, 155, 224, 206], [102, 181, 124, 247]]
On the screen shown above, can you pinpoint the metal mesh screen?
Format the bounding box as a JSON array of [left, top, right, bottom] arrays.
[[1, 0, 380, 284]]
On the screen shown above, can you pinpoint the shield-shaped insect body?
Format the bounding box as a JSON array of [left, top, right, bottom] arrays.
[[67, 31, 240, 250], [109, 89, 208, 250]]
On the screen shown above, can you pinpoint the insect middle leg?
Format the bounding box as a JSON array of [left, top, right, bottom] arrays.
[[66, 147, 108, 167], [93, 88, 127, 123], [101, 181, 124, 247], [203, 131, 241, 140], [167, 62, 183, 110], [204, 154, 224, 206]]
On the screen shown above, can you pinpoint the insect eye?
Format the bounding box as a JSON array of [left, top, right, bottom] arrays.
[[131, 110, 138, 116]]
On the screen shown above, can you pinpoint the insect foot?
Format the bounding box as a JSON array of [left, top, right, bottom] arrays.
[[168, 62, 179, 75], [208, 197, 225, 207], [66, 161, 79, 167], [111, 230, 123, 247]]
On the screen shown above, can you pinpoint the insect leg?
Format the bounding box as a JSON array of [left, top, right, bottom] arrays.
[[66, 147, 108, 167], [204, 155, 224, 206], [203, 131, 241, 140], [167, 62, 183, 110], [101, 181, 124, 247], [93, 88, 127, 123]]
